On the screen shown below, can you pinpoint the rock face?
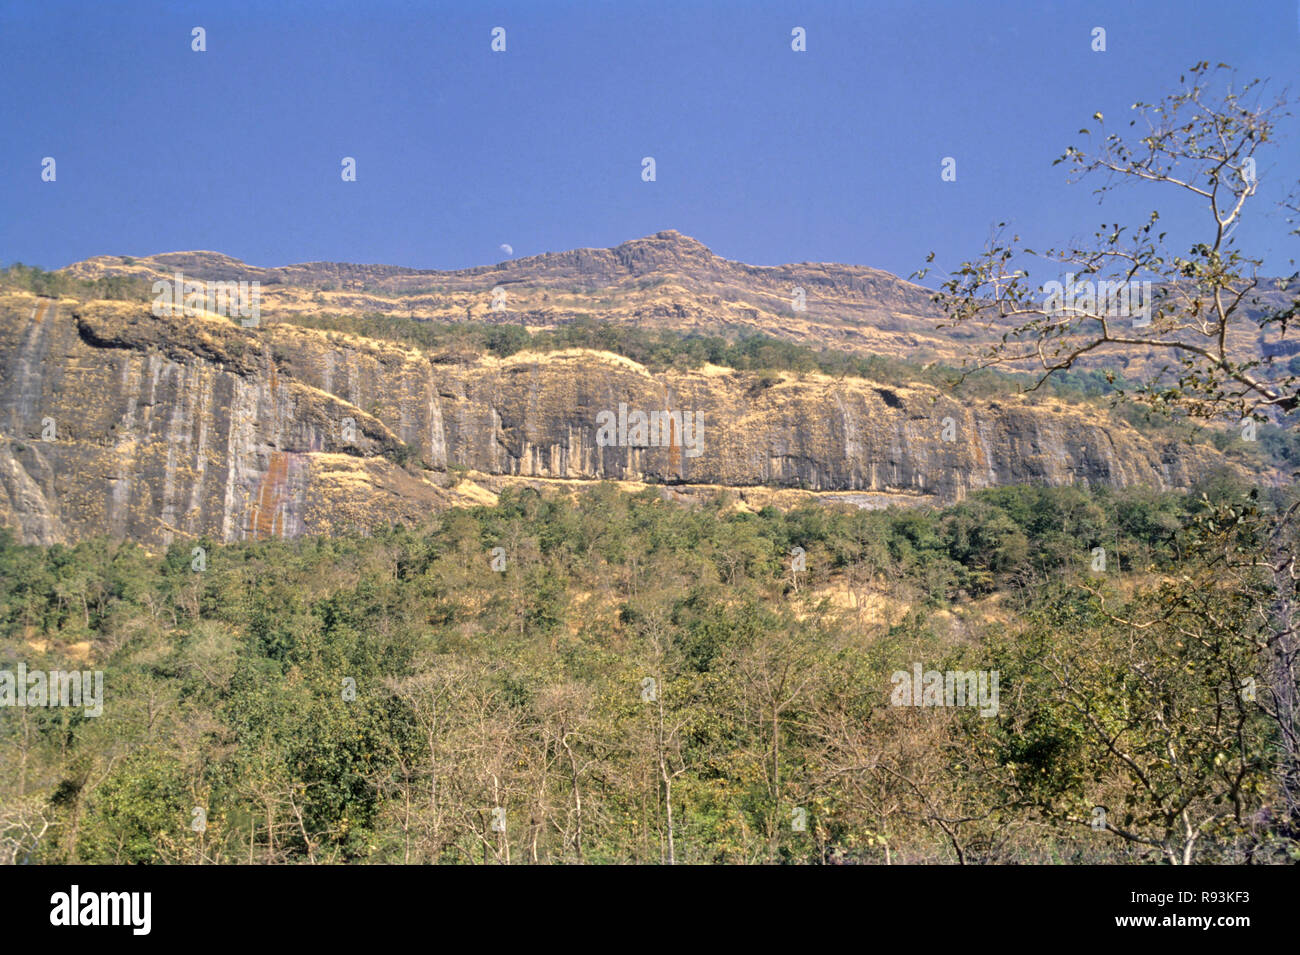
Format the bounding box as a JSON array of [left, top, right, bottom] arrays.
[[0, 291, 1239, 548]]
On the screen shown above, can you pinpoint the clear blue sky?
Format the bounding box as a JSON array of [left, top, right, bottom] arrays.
[[2, 0, 1297, 280]]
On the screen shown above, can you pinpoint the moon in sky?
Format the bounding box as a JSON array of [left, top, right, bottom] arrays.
[[499, 243, 513, 256]]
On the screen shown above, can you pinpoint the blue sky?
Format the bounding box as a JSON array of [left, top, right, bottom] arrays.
[[1, 0, 1297, 280]]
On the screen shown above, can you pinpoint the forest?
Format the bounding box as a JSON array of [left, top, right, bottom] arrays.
[[2, 476, 1294, 864]]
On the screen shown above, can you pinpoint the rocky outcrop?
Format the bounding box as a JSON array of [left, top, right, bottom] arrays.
[[0, 292, 1242, 547]]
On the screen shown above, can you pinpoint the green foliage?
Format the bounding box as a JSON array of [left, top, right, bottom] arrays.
[[0, 480, 1292, 864], [0, 263, 151, 301]]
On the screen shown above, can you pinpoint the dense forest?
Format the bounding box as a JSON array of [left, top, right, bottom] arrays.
[[2, 476, 1295, 864]]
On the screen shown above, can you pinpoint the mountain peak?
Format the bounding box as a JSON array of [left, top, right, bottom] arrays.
[[647, 229, 707, 247], [632, 230, 712, 253], [606, 230, 716, 275]]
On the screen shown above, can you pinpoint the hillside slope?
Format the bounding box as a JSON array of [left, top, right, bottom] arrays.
[[62, 230, 1297, 381]]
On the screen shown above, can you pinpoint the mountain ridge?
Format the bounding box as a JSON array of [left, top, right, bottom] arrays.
[[0, 231, 1282, 548], [65, 230, 905, 282], [59, 231, 1294, 378], [58, 231, 977, 367]]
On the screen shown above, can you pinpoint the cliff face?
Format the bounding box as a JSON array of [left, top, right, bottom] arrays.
[[0, 292, 1237, 547]]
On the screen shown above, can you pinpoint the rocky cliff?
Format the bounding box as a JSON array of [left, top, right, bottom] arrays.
[[0, 290, 1241, 548]]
